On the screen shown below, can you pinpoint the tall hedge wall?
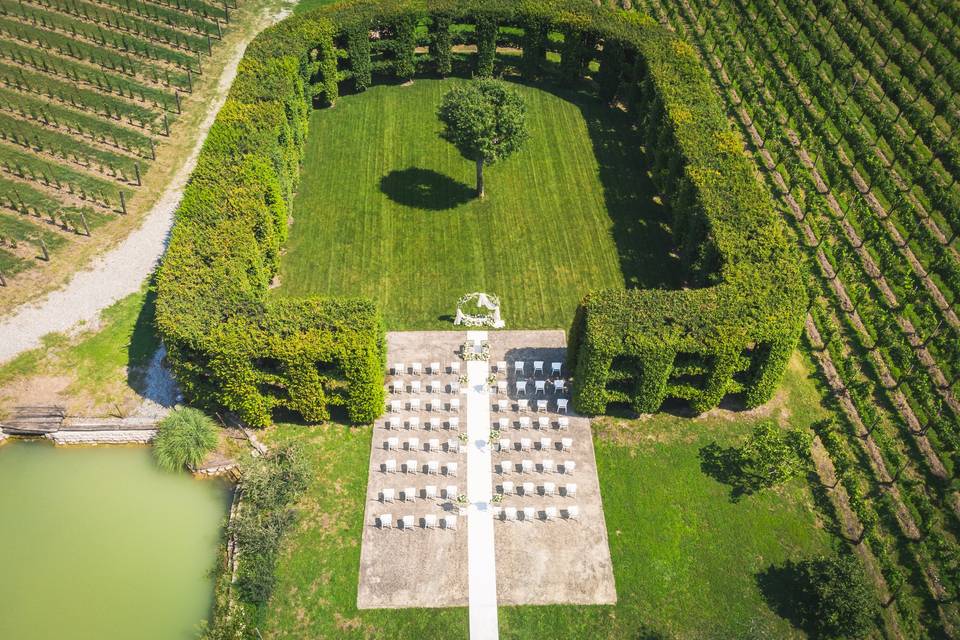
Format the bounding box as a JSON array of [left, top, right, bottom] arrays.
[[156, 0, 804, 426]]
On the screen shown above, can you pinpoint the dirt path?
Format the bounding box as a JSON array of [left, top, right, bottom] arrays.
[[0, 5, 288, 365]]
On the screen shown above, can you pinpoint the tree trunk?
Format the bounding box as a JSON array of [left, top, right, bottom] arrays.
[[475, 156, 485, 198]]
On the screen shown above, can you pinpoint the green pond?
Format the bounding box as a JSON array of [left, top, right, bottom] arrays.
[[0, 440, 230, 640]]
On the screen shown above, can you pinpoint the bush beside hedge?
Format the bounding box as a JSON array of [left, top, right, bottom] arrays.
[[156, 0, 804, 426]]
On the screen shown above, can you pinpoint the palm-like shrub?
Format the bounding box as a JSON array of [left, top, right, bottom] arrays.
[[153, 407, 218, 471]]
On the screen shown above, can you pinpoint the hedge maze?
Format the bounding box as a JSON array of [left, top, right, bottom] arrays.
[[156, 0, 804, 427]]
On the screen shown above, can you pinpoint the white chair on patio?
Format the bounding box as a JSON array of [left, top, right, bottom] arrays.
[[544, 506, 557, 521], [556, 398, 568, 414], [379, 514, 392, 529], [386, 437, 399, 451], [504, 507, 517, 522], [445, 485, 458, 499], [401, 514, 415, 530], [514, 361, 525, 375], [561, 437, 573, 452], [522, 506, 535, 522], [410, 362, 422, 376], [427, 438, 440, 452], [448, 417, 459, 431], [499, 460, 513, 474], [384, 459, 397, 473], [404, 459, 418, 474], [388, 417, 401, 430], [517, 399, 530, 412], [515, 380, 527, 396], [521, 459, 534, 474], [537, 416, 550, 430], [565, 483, 577, 498], [534, 380, 546, 395], [551, 362, 562, 377], [536, 400, 548, 413], [522, 481, 535, 496], [447, 438, 459, 453], [444, 515, 458, 530], [390, 400, 402, 413], [450, 361, 461, 375], [499, 438, 512, 452], [429, 379, 442, 394], [449, 380, 460, 394], [449, 398, 461, 412], [558, 417, 570, 431], [498, 417, 509, 430], [423, 513, 435, 529], [391, 380, 404, 394], [496, 360, 507, 373], [539, 437, 552, 451], [393, 363, 405, 376], [445, 462, 458, 476], [533, 361, 544, 377], [501, 481, 515, 495], [429, 362, 441, 375], [403, 486, 416, 502], [563, 460, 576, 475], [410, 399, 422, 412], [541, 459, 555, 474], [407, 416, 420, 430], [553, 379, 566, 394], [543, 482, 556, 496], [567, 505, 580, 521], [410, 380, 421, 394], [428, 417, 441, 431], [496, 399, 508, 412], [518, 417, 531, 430], [381, 488, 395, 503], [407, 437, 420, 452], [519, 437, 532, 452], [426, 460, 439, 475], [424, 485, 437, 500], [496, 380, 508, 395]]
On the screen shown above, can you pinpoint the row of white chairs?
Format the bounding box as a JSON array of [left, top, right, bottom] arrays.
[[389, 398, 460, 413], [379, 485, 459, 502], [498, 481, 576, 498], [392, 362, 460, 376], [384, 416, 459, 431], [493, 505, 580, 522], [384, 437, 460, 453], [377, 513, 457, 530], [494, 398, 568, 413], [498, 437, 572, 452], [498, 459, 575, 475], [501, 361, 563, 378], [494, 416, 570, 431], [381, 459, 458, 475], [499, 379, 566, 395], [391, 379, 460, 394]]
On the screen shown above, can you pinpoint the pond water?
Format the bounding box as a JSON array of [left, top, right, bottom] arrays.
[[0, 441, 230, 640]]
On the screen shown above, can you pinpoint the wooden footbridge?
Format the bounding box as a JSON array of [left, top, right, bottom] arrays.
[[0, 405, 65, 435]]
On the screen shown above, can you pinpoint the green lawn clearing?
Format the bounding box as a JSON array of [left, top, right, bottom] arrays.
[[274, 78, 677, 329], [258, 352, 845, 638]]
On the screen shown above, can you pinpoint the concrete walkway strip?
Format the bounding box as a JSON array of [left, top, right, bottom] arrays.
[[465, 330, 499, 640]]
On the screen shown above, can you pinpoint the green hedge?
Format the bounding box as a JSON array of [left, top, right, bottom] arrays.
[[156, 0, 804, 426]]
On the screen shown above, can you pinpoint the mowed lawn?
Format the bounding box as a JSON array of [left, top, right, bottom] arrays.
[[258, 354, 842, 639], [274, 78, 677, 329]]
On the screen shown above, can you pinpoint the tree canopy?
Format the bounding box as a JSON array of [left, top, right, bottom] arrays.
[[437, 78, 528, 197], [792, 555, 879, 638]]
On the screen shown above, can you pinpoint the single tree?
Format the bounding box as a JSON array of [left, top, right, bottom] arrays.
[[437, 78, 528, 198], [738, 420, 811, 489], [793, 555, 878, 638], [153, 406, 218, 471]]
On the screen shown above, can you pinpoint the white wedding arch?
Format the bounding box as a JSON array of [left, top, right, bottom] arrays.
[[453, 292, 505, 328]]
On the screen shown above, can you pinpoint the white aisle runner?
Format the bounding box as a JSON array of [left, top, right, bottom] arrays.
[[465, 330, 499, 640]]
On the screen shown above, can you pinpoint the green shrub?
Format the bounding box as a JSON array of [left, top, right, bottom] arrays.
[[153, 407, 218, 471]]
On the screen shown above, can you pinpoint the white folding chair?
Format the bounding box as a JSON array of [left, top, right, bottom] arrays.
[[517, 399, 529, 412], [522, 481, 535, 496], [379, 514, 392, 528], [567, 505, 580, 521], [556, 398, 568, 414], [388, 417, 401, 430], [450, 361, 461, 375], [401, 514, 414, 530], [535, 380, 546, 395], [390, 400, 402, 413], [499, 438, 512, 452], [565, 483, 577, 498], [448, 417, 460, 431], [445, 462, 458, 476], [407, 416, 420, 430], [393, 363, 405, 375], [521, 459, 534, 473], [409, 398, 421, 412], [539, 437, 552, 451], [430, 396, 443, 412], [496, 360, 507, 373], [496, 380, 508, 395], [544, 506, 557, 521], [391, 380, 404, 394], [429, 362, 441, 375], [498, 417, 509, 430], [426, 460, 439, 475], [449, 380, 460, 394], [381, 488, 395, 502], [543, 482, 556, 496], [449, 398, 461, 412], [447, 438, 459, 453], [499, 460, 513, 474], [410, 362, 422, 376], [533, 361, 544, 376], [404, 459, 417, 474], [424, 485, 437, 500], [563, 460, 576, 474], [551, 362, 562, 377], [518, 417, 531, 430], [542, 459, 555, 474], [501, 481, 515, 495], [429, 379, 442, 394], [537, 416, 550, 430], [496, 399, 508, 412], [386, 437, 399, 451], [428, 438, 440, 452], [553, 379, 566, 394], [407, 437, 420, 452], [403, 486, 416, 502], [445, 515, 458, 530], [522, 506, 536, 522], [561, 437, 573, 452], [428, 417, 441, 431], [519, 437, 532, 451], [445, 485, 458, 499], [514, 361, 525, 375], [384, 459, 397, 473], [410, 380, 421, 394], [504, 507, 517, 522], [558, 417, 570, 431], [536, 400, 548, 413], [515, 380, 527, 396]]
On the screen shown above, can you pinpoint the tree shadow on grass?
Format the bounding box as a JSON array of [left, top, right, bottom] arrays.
[[756, 562, 812, 635], [698, 442, 766, 502], [380, 167, 474, 210]]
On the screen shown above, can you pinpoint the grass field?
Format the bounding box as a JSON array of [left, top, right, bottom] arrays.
[[274, 78, 678, 329], [258, 353, 848, 639]]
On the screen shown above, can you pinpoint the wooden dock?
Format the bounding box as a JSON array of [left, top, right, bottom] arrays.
[[0, 405, 65, 435]]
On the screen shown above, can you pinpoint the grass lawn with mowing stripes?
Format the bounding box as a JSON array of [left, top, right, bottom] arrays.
[[274, 78, 678, 329]]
